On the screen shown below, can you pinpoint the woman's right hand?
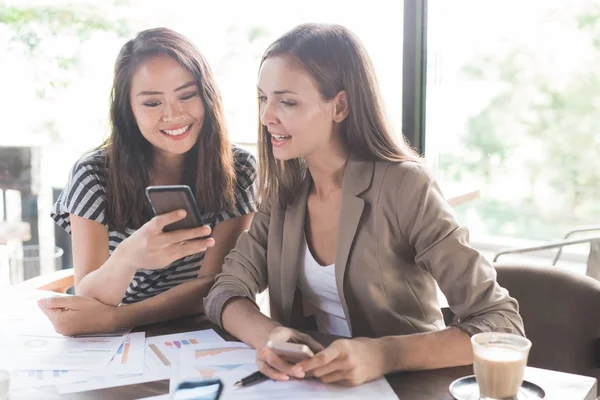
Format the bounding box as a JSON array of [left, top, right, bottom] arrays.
[[256, 326, 325, 381], [115, 209, 214, 271]]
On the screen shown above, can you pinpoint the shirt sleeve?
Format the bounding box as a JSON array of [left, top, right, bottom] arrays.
[[215, 148, 258, 223], [396, 163, 525, 337], [50, 155, 108, 234], [204, 202, 271, 328]]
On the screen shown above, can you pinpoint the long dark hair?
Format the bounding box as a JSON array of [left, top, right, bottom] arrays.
[[103, 27, 235, 231], [258, 23, 422, 209]]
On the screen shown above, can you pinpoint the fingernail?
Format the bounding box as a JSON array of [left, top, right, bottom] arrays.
[[178, 210, 186, 217], [293, 367, 304, 378], [281, 375, 289, 381]]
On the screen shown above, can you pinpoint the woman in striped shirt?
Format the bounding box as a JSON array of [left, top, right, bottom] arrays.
[[39, 28, 257, 335]]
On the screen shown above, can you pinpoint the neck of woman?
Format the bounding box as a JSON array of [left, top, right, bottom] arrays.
[[306, 145, 349, 199], [151, 152, 186, 186]]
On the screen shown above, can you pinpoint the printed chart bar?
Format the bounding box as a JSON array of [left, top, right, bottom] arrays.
[[165, 338, 199, 348], [149, 344, 170, 366], [121, 342, 130, 364]]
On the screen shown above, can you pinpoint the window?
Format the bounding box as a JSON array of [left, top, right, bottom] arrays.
[[426, 0, 600, 246]]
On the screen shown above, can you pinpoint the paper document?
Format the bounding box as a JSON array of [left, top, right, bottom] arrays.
[[0, 287, 132, 371], [146, 329, 225, 368], [178, 342, 399, 400], [56, 329, 225, 394], [8, 332, 145, 389], [8, 369, 75, 389], [105, 331, 146, 375], [56, 367, 169, 394], [0, 331, 126, 371]]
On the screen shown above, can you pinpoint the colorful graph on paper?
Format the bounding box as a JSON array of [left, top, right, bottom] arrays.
[[145, 329, 225, 368], [194, 347, 243, 359], [195, 364, 245, 379], [116, 336, 131, 364], [164, 338, 199, 349], [104, 332, 145, 374], [19, 369, 69, 379], [10, 369, 73, 389], [178, 342, 399, 400], [184, 344, 257, 380]]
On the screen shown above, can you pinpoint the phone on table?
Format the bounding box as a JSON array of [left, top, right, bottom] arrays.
[[267, 340, 315, 364], [145, 185, 206, 233], [173, 378, 223, 400]]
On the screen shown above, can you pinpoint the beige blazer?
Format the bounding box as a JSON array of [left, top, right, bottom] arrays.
[[205, 156, 524, 338]]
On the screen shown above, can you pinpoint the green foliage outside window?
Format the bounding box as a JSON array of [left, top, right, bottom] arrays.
[[446, 4, 600, 240]]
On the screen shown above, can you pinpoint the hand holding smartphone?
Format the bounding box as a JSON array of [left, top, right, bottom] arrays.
[[113, 185, 212, 272], [267, 340, 315, 364], [235, 341, 316, 388], [145, 185, 208, 234]]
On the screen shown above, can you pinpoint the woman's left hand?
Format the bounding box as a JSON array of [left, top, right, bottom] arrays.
[[294, 337, 391, 387], [38, 295, 120, 336]]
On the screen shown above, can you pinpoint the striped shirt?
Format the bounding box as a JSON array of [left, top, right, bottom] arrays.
[[51, 146, 258, 304]]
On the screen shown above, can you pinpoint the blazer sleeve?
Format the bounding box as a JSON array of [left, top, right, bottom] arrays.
[[204, 203, 271, 329], [396, 163, 525, 337]]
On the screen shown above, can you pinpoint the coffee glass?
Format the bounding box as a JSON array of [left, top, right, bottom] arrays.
[[471, 332, 532, 400]]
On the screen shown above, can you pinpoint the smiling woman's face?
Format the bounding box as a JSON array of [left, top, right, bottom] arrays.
[[130, 55, 205, 158], [257, 56, 339, 161]]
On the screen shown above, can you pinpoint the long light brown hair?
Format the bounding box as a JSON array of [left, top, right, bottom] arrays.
[[257, 23, 422, 210], [104, 27, 235, 231]]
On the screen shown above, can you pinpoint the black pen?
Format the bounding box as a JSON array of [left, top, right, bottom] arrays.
[[234, 371, 269, 387]]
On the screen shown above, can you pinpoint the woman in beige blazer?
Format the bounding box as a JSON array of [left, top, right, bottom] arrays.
[[204, 23, 524, 386]]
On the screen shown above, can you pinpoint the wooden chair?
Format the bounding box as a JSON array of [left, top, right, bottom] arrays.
[[15, 268, 74, 293]]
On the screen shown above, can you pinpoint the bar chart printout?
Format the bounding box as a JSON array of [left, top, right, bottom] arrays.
[[10, 369, 72, 389], [147, 329, 224, 368], [56, 330, 225, 394], [178, 342, 400, 400], [0, 333, 126, 371]]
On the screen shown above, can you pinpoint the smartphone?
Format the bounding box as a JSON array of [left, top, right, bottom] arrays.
[[145, 185, 205, 233], [173, 378, 223, 400], [267, 340, 315, 364]]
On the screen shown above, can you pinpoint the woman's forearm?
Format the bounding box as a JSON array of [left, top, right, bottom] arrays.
[[222, 297, 280, 349], [380, 326, 473, 373], [113, 275, 215, 329], [76, 250, 136, 306]]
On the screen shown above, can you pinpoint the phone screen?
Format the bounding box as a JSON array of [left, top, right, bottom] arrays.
[[145, 185, 204, 232], [173, 379, 223, 400]]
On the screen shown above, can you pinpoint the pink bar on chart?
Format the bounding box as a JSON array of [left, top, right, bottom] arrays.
[[121, 342, 131, 364]]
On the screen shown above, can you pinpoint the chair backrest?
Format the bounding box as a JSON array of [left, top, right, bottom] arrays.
[[494, 264, 600, 382]]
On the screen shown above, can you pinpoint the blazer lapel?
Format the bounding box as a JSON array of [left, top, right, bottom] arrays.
[[335, 156, 374, 334], [280, 177, 311, 325]]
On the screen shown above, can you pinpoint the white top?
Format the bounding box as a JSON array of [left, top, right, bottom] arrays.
[[297, 239, 351, 337]]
